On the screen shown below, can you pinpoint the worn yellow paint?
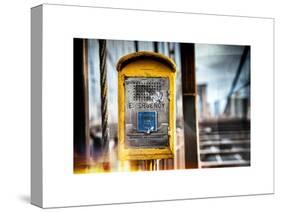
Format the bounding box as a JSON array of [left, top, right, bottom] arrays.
[[117, 51, 176, 161]]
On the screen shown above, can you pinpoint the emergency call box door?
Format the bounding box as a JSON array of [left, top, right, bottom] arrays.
[[125, 77, 169, 148]]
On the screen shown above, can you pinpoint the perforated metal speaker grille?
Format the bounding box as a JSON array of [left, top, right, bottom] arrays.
[[133, 81, 161, 101]]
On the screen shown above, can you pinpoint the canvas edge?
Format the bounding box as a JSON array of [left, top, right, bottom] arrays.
[[31, 4, 43, 208]]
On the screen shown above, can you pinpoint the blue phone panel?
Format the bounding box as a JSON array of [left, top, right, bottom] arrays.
[[137, 111, 157, 133]]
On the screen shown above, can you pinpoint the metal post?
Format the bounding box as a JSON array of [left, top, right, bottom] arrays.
[[134, 41, 139, 52], [153, 42, 158, 53], [180, 43, 199, 169], [82, 39, 90, 163], [73, 38, 89, 162]]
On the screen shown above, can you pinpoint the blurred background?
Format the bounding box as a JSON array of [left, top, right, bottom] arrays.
[[74, 39, 250, 173]]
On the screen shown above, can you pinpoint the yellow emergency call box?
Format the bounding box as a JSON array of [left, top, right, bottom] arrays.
[[116, 51, 176, 161]]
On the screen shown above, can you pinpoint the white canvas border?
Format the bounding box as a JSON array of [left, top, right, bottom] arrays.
[[32, 4, 274, 208]]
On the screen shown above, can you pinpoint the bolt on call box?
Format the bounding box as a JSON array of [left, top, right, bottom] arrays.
[[116, 51, 176, 160]]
